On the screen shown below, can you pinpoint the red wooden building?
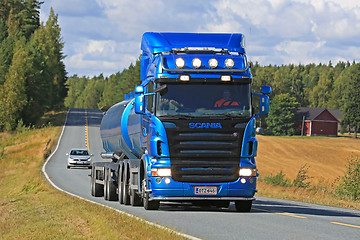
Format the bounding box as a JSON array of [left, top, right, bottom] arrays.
[[297, 107, 341, 136]]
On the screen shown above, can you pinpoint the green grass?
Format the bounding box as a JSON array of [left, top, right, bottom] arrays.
[[0, 112, 186, 240]]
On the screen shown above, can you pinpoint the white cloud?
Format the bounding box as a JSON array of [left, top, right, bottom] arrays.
[[40, 0, 360, 76]]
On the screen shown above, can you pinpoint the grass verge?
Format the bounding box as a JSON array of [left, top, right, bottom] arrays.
[[0, 112, 185, 240]]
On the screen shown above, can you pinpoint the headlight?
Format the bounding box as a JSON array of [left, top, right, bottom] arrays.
[[239, 168, 257, 177], [225, 58, 235, 69], [151, 168, 171, 177], [208, 58, 218, 68], [192, 58, 202, 69], [175, 58, 185, 68]]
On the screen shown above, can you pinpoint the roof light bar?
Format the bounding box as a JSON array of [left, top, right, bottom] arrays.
[[175, 58, 185, 69], [209, 58, 218, 69], [225, 58, 235, 69], [192, 58, 202, 69]]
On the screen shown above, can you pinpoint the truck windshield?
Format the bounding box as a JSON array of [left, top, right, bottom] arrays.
[[156, 83, 251, 118]]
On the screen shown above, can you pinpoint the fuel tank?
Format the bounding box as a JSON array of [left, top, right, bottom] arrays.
[[100, 99, 143, 159]]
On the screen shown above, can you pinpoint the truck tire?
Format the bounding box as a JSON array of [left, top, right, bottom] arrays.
[[122, 167, 130, 205], [235, 200, 252, 212], [107, 168, 118, 201], [91, 167, 103, 197], [141, 172, 159, 210], [104, 168, 109, 200], [118, 169, 124, 204], [130, 189, 142, 206]]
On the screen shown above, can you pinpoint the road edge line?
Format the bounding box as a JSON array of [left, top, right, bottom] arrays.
[[40, 109, 201, 240]]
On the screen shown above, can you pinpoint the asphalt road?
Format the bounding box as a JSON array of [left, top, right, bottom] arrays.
[[43, 108, 360, 240]]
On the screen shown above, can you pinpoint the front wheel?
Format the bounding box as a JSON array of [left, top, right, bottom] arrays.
[[141, 177, 159, 210], [234, 200, 252, 212]]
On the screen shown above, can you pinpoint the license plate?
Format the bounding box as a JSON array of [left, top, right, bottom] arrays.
[[194, 186, 217, 195]]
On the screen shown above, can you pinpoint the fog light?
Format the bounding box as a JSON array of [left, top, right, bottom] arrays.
[[240, 178, 246, 184], [164, 178, 171, 184], [156, 178, 161, 183]]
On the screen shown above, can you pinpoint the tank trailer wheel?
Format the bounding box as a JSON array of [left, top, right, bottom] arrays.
[[107, 168, 118, 201], [104, 168, 109, 200], [91, 167, 103, 197]]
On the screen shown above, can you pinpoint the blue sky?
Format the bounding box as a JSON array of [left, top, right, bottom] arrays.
[[40, 0, 360, 77]]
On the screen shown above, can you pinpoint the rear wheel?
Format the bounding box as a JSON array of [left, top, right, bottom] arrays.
[[107, 168, 118, 201], [122, 167, 130, 205], [130, 189, 142, 206], [235, 200, 252, 212], [118, 168, 124, 204]]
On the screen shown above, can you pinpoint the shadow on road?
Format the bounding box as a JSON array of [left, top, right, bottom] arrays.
[[252, 199, 360, 218], [146, 199, 360, 218]]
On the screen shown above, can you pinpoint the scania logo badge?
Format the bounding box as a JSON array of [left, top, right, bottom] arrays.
[[189, 123, 222, 129]]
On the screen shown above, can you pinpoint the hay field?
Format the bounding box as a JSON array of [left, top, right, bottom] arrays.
[[256, 135, 360, 185]]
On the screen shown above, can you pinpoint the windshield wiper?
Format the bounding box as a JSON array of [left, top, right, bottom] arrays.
[[202, 113, 244, 119], [159, 114, 195, 119]]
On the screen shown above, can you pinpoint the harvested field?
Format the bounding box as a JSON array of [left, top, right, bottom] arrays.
[[256, 135, 360, 185]]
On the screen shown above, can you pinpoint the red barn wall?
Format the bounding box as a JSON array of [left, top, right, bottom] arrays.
[[311, 110, 338, 136]]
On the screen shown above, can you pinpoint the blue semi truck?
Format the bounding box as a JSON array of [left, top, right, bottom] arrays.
[[90, 32, 271, 211]]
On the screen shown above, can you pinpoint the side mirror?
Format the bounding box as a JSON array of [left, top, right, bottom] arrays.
[[253, 85, 271, 117], [259, 95, 270, 115], [261, 85, 272, 95], [135, 85, 146, 114], [135, 95, 145, 114]]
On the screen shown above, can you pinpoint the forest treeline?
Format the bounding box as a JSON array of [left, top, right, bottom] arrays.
[[0, 0, 66, 131], [64, 60, 360, 135], [64, 61, 141, 109], [65, 60, 359, 111]]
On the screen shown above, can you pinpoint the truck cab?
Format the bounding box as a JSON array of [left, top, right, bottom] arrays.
[[133, 33, 270, 211]]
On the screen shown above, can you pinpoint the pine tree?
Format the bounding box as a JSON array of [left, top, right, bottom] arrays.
[[265, 93, 300, 136], [0, 39, 29, 130], [33, 7, 66, 108], [341, 64, 360, 138]]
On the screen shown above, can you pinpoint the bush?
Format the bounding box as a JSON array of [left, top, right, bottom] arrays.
[[292, 164, 312, 189], [263, 171, 291, 187], [336, 156, 360, 201]]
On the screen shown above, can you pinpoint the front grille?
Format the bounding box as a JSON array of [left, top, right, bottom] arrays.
[[162, 119, 245, 183]]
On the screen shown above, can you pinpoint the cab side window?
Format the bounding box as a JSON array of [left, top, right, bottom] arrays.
[[146, 81, 154, 113]]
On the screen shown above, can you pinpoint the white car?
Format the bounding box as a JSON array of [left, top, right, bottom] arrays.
[[66, 148, 93, 169]]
